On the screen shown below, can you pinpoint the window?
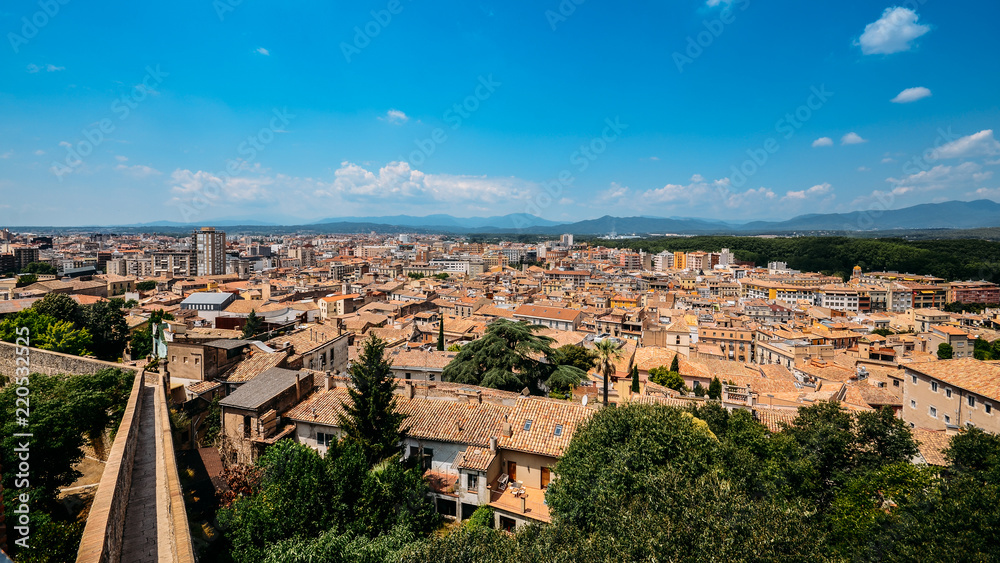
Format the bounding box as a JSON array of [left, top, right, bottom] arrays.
[[987, 403, 993, 415], [422, 448, 434, 471], [946, 388, 952, 398], [893, 380, 899, 387], [523, 420, 532, 431], [243, 415, 251, 438], [467, 473, 478, 492], [910, 400, 916, 408], [929, 406, 937, 418], [194, 357, 200, 366], [911, 375, 918, 384], [317, 432, 333, 447], [945, 415, 951, 424], [931, 381, 938, 392], [554, 424, 563, 437], [969, 396, 976, 408]]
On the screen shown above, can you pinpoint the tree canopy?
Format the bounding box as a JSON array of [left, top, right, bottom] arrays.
[[442, 319, 587, 393]]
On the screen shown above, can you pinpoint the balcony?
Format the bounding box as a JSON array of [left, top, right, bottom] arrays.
[[488, 478, 551, 523]]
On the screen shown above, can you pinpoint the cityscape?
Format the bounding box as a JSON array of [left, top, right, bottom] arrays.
[[3, 1, 1000, 562]]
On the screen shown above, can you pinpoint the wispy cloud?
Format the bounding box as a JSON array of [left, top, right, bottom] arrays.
[[812, 137, 833, 148], [841, 132, 867, 145], [856, 7, 930, 55], [891, 86, 932, 103], [255, 47, 270, 56], [930, 130, 1000, 160], [783, 183, 832, 200], [116, 164, 162, 178], [27, 63, 65, 73], [379, 109, 409, 125]]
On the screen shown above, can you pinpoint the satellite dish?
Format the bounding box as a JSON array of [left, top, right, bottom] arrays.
[[582, 395, 589, 406]]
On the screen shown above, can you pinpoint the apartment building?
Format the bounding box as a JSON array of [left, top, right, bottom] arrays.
[[947, 281, 1000, 304], [817, 285, 861, 312], [513, 304, 583, 331], [698, 325, 753, 362], [925, 325, 975, 358], [903, 359, 1000, 433], [152, 251, 196, 278], [194, 227, 227, 276]]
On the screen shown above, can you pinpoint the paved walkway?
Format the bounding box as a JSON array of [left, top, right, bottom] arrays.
[[120, 386, 158, 563]]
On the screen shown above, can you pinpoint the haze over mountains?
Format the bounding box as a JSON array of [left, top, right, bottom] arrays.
[[114, 200, 1000, 234]]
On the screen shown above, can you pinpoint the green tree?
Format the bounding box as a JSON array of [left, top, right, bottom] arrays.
[[32, 293, 84, 326], [649, 365, 685, 391], [442, 319, 569, 392], [242, 309, 263, 339], [16, 273, 38, 286], [37, 320, 92, 356], [594, 339, 622, 407], [669, 353, 680, 372], [136, 280, 158, 291], [546, 403, 719, 532], [937, 342, 954, 359], [693, 381, 706, 397], [339, 335, 407, 466], [708, 376, 722, 400], [82, 298, 130, 360], [21, 261, 57, 275], [551, 344, 598, 373], [130, 327, 153, 359], [437, 317, 445, 351], [630, 364, 639, 394]]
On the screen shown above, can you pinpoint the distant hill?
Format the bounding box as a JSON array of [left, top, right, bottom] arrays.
[[738, 200, 1000, 233], [311, 213, 564, 229]]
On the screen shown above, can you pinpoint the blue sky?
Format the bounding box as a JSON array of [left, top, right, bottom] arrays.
[[1, 0, 999, 226]]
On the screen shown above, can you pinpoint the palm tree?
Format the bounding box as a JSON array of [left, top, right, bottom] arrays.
[[595, 339, 623, 407]]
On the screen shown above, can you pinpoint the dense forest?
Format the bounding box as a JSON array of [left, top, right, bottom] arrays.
[[597, 236, 1000, 282]]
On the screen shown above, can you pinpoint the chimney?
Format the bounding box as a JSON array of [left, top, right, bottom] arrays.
[[324, 370, 334, 391], [489, 436, 497, 452], [501, 422, 512, 438]]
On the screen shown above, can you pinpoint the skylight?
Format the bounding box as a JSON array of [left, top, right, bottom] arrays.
[[554, 424, 563, 437], [524, 419, 532, 431]]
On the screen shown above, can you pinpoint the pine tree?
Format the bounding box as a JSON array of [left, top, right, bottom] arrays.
[[709, 376, 722, 400], [437, 316, 445, 351], [630, 364, 640, 394], [242, 309, 263, 339], [669, 353, 680, 373], [338, 335, 407, 466]]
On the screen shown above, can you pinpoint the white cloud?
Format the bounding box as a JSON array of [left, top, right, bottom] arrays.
[[379, 109, 409, 124], [115, 155, 129, 162], [967, 187, 1000, 200], [887, 162, 986, 193], [116, 164, 162, 178], [891, 86, 932, 103], [34, 149, 45, 156], [881, 157, 895, 164], [841, 132, 867, 145], [930, 130, 1000, 160], [600, 183, 630, 201], [256, 47, 270, 56], [856, 7, 930, 55], [783, 183, 832, 200], [812, 137, 834, 147], [858, 166, 870, 172], [26, 63, 64, 73], [636, 175, 775, 213]]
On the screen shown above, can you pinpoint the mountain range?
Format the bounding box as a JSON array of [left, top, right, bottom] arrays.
[[107, 200, 1000, 235]]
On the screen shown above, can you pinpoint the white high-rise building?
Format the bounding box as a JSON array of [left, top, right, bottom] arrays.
[[194, 227, 226, 276]]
